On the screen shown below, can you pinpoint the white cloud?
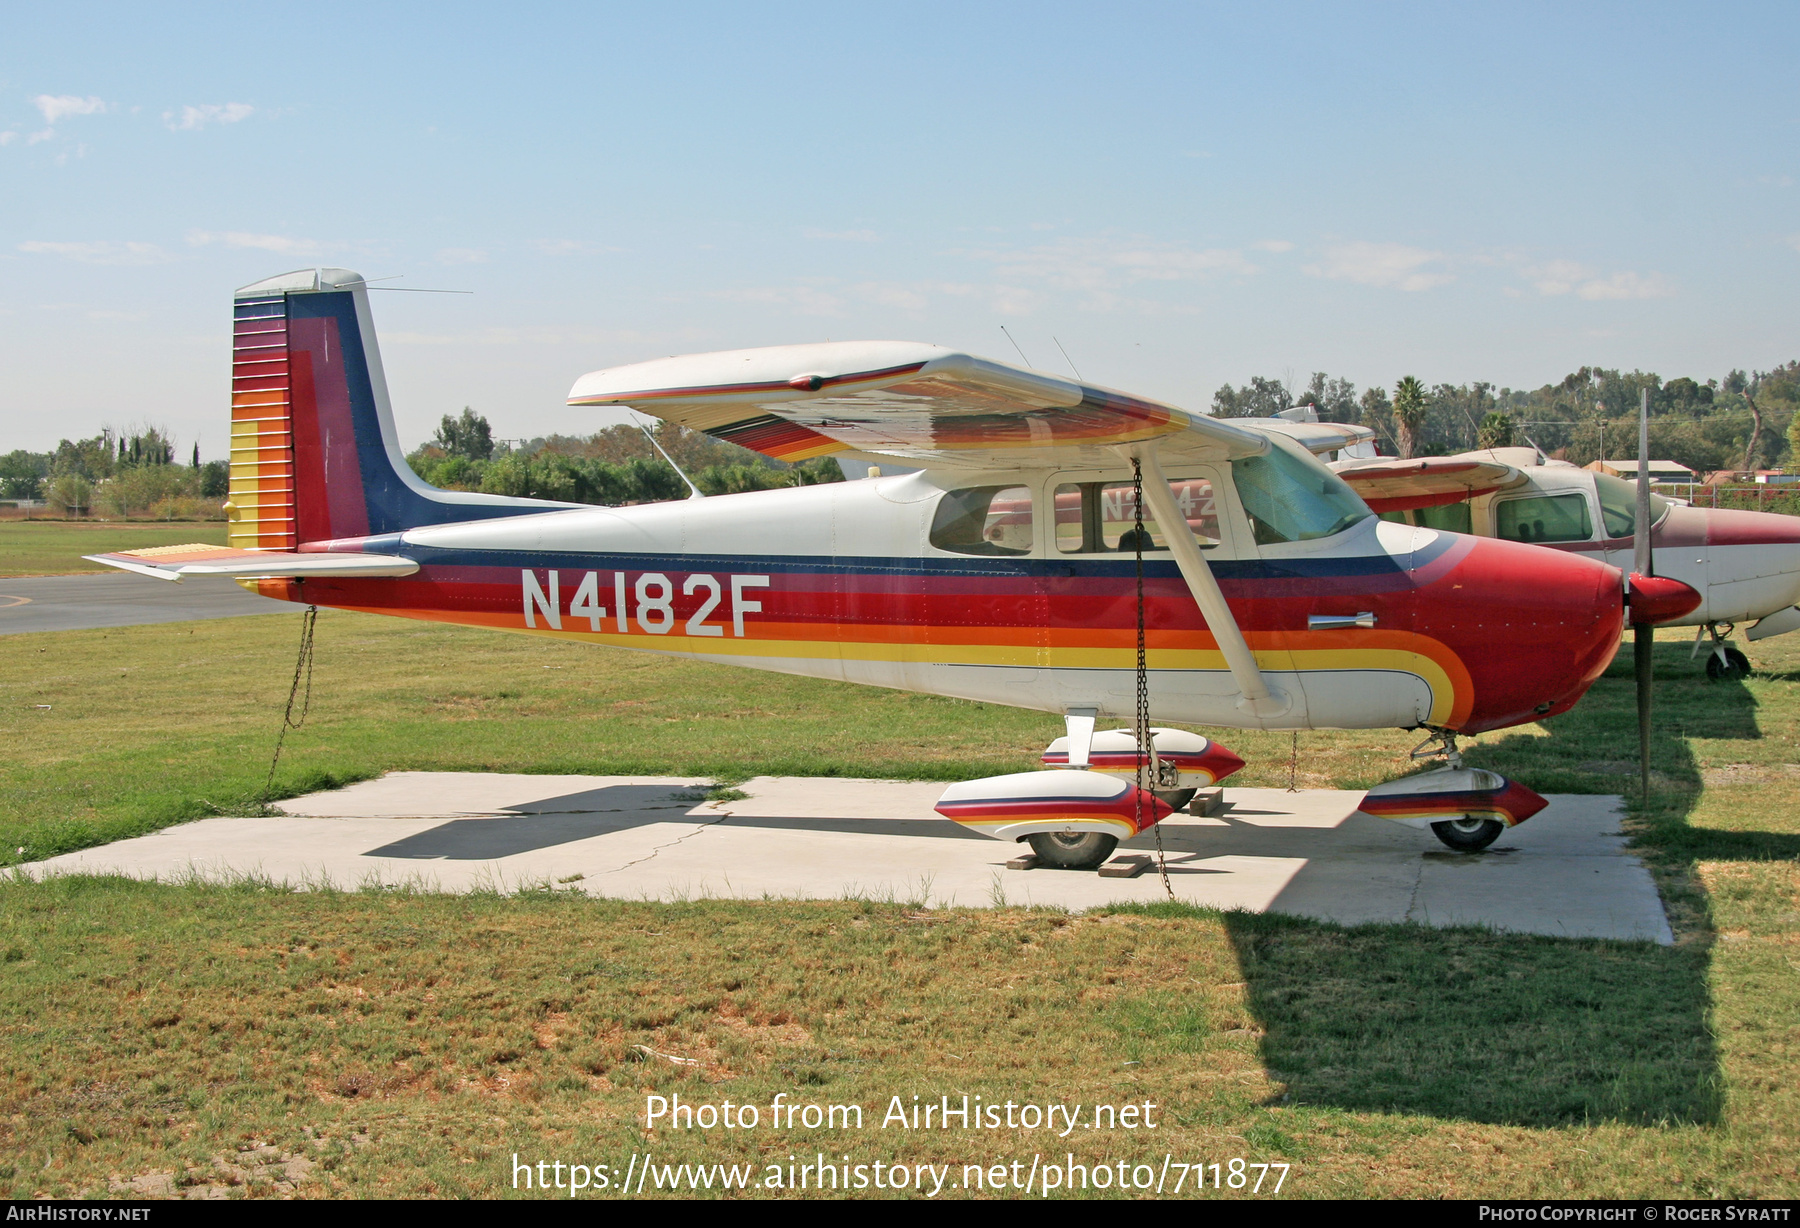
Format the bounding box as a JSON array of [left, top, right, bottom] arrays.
[[851, 281, 930, 311], [33, 95, 106, 125], [1574, 271, 1672, 301], [384, 326, 657, 348], [531, 239, 622, 256], [186, 230, 325, 256], [801, 228, 880, 242], [17, 240, 168, 265], [0, 131, 13, 146], [1303, 241, 1452, 291], [1521, 258, 1591, 296], [1520, 260, 1672, 300], [165, 103, 254, 131], [846, 279, 1044, 317], [434, 247, 488, 265], [1252, 239, 1295, 253], [971, 235, 1259, 302], [1785, 234, 1800, 255], [707, 285, 845, 316]]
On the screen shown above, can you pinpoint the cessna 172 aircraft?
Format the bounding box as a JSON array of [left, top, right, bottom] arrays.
[[1331, 447, 1800, 678], [88, 269, 1701, 867]]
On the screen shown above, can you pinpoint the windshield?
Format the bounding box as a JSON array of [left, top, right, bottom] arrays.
[[1230, 437, 1372, 545], [1592, 471, 1671, 540]]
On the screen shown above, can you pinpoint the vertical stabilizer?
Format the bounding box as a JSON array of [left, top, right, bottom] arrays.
[[229, 268, 575, 550]]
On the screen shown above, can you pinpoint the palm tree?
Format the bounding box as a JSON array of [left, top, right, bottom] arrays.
[[1477, 411, 1514, 451], [1393, 376, 1427, 459]]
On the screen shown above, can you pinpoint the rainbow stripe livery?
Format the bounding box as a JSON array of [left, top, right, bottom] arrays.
[[91, 267, 1644, 862]]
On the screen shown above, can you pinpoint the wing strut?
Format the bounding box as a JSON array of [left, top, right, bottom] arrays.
[[1122, 445, 1290, 719]]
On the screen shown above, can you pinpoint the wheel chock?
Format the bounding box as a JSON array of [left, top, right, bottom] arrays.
[[1188, 788, 1225, 817], [1097, 855, 1152, 879], [1005, 852, 1039, 871]]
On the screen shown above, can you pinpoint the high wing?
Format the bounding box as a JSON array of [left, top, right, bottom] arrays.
[[84, 544, 418, 583], [1232, 417, 1376, 457], [567, 341, 1268, 469], [1329, 456, 1526, 513]]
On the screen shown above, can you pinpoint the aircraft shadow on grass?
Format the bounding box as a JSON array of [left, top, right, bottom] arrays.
[[358, 646, 1788, 1128], [1213, 642, 1792, 1128]]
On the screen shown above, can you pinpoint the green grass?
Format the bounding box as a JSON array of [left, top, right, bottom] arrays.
[[0, 520, 228, 577], [0, 609, 1795, 1198], [0, 609, 1428, 866]]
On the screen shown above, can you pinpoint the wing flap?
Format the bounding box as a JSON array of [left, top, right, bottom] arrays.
[[568, 341, 1268, 469], [85, 543, 418, 583]]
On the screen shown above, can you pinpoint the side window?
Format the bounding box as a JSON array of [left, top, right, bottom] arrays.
[[1053, 477, 1220, 553], [1415, 501, 1472, 534], [930, 485, 1033, 556], [1495, 494, 1592, 543]]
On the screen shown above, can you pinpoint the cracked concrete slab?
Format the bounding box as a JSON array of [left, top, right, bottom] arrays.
[[21, 773, 1671, 943]]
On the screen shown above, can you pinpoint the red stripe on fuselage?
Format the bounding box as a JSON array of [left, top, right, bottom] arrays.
[[259, 526, 1620, 734]]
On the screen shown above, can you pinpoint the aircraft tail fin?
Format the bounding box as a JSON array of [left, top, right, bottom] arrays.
[[229, 268, 575, 550]]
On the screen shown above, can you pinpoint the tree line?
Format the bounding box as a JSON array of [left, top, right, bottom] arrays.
[[14, 359, 1795, 520], [406, 408, 845, 503], [1212, 361, 1800, 474], [0, 428, 228, 517]]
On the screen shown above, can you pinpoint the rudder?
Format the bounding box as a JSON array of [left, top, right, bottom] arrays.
[[228, 267, 574, 550]]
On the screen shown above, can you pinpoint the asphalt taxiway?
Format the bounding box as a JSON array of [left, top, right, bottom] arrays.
[[0, 573, 290, 635]]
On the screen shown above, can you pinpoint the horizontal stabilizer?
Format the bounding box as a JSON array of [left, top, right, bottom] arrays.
[[84, 543, 417, 583]]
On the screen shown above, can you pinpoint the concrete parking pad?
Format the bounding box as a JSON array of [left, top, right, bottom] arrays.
[[23, 772, 1672, 943]]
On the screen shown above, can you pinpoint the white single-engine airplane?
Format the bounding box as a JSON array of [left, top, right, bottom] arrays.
[[1332, 447, 1800, 678], [89, 269, 1701, 867]]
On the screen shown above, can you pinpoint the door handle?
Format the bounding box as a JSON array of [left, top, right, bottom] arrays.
[[1308, 612, 1377, 630]]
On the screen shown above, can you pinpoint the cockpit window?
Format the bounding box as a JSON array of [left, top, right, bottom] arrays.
[[1230, 437, 1371, 545], [1496, 493, 1592, 543], [930, 485, 1033, 556], [1592, 471, 1671, 540]]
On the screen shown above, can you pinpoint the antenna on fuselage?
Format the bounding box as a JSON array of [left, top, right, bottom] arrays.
[[999, 326, 1033, 369], [1053, 336, 1084, 382], [638, 423, 705, 500]]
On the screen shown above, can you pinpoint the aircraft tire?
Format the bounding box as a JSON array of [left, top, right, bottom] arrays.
[[1429, 816, 1505, 852], [1705, 646, 1752, 681], [1026, 831, 1119, 869]]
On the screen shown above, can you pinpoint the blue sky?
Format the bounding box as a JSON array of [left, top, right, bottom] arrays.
[[2, 2, 1796, 457]]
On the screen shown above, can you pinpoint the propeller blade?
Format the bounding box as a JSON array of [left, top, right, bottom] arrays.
[[1634, 387, 1651, 578], [1635, 621, 1653, 800]]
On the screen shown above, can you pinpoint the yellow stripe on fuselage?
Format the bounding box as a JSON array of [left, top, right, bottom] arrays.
[[311, 596, 1468, 727]]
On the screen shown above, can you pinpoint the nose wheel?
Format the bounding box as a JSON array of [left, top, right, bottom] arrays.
[[1430, 816, 1505, 852], [1404, 730, 1515, 852], [1695, 623, 1752, 680], [1706, 645, 1751, 680]]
